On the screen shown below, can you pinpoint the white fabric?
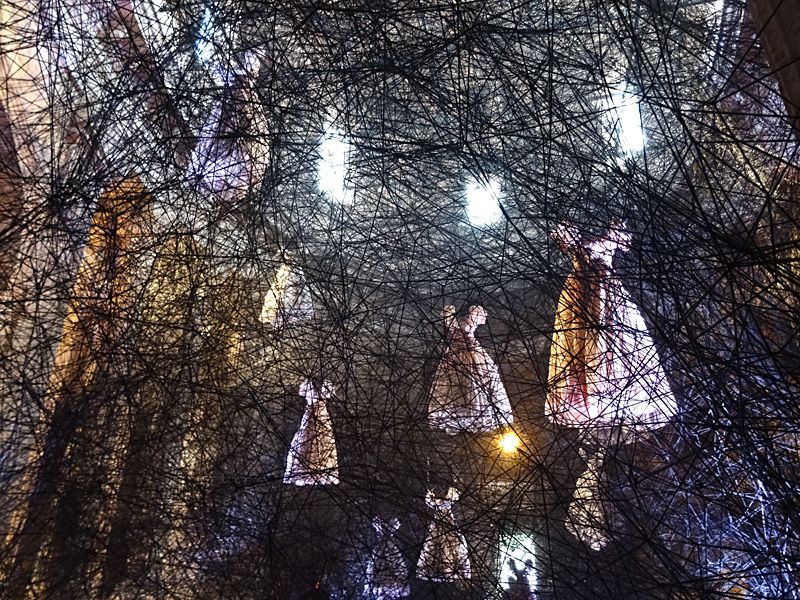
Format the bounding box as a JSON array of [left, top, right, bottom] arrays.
[[187, 99, 250, 199], [582, 237, 678, 430], [186, 52, 269, 202], [283, 380, 339, 486], [417, 488, 471, 581]]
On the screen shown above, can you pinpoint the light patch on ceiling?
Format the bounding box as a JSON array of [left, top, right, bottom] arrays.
[[599, 81, 645, 157], [465, 174, 503, 226], [317, 123, 354, 205], [610, 82, 645, 155], [195, 7, 217, 64]]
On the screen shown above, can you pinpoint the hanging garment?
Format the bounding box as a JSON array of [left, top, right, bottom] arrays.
[[364, 517, 410, 600], [186, 53, 269, 202], [284, 380, 339, 486], [417, 487, 471, 582], [565, 450, 609, 551], [260, 262, 314, 327], [546, 235, 677, 434], [429, 306, 513, 434]]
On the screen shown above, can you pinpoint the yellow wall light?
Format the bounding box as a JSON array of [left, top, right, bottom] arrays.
[[497, 430, 521, 455]]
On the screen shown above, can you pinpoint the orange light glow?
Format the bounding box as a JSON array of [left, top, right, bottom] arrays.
[[498, 431, 521, 455]]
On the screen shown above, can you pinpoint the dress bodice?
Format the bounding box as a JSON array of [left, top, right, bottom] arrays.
[[299, 380, 333, 404], [587, 237, 621, 269]]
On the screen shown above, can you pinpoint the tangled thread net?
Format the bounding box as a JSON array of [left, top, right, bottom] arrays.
[[0, 0, 798, 598]]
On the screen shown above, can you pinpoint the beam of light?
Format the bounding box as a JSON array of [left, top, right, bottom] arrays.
[[465, 174, 503, 226], [195, 7, 216, 64], [317, 123, 354, 205], [601, 81, 645, 155]]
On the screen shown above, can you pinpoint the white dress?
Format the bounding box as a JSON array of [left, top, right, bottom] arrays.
[[584, 238, 677, 428], [364, 517, 410, 599], [283, 380, 339, 486], [428, 314, 513, 434], [417, 487, 471, 582], [260, 262, 314, 327], [547, 237, 677, 432]]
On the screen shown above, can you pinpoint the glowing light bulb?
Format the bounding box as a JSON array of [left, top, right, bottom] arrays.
[[498, 431, 521, 455]]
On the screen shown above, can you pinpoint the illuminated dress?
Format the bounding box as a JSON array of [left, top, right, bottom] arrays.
[[547, 223, 676, 432], [417, 487, 471, 581], [428, 306, 513, 434], [547, 222, 677, 549], [259, 262, 314, 327], [565, 450, 609, 551], [283, 380, 339, 486], [364, 517, 410, 599], [186, 52, 269, 202]]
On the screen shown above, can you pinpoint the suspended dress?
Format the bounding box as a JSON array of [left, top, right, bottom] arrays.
[[364, 517, 410, 599], [547, 235, 676, 431], [186, 53, 269, 203], [416, 487, 471, 582], [284, 380, 339, 486], [429, 307, 513, 434], [260, 262, 314, 327]]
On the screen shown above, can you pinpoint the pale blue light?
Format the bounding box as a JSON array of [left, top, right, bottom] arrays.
[[195, 7, 216, 64]]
